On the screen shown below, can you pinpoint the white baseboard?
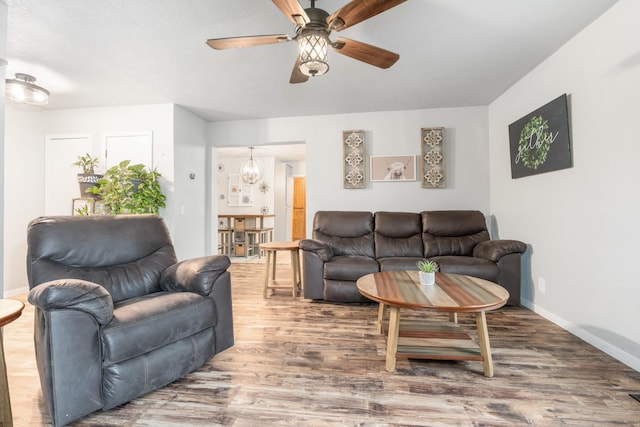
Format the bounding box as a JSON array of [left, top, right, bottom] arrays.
[[522, 298, 640, 373], [3, 285, 29, 298]]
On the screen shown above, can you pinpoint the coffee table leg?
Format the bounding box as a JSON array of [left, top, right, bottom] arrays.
[[377, 303, 386, 334], [475, 311, 494, 377], [263, 251, 272, 298], [289, 250, 298, 297], [385, 307, 400, 372]]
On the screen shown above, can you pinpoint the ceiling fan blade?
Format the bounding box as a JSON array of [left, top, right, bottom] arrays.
[[333, 37, 399, 69], [290, 57, 309, 84], [272, 0, 309, 27], [328, 0, 406, 31], [206, 34, 290, 50]]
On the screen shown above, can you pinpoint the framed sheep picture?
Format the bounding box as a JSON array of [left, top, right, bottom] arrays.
[[370, 155, 417, 181]]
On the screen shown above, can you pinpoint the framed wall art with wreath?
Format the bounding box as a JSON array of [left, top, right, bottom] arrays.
[[508, 94, 572, 179]]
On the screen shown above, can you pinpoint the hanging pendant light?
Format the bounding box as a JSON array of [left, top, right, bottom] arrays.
[[240, 147, 263, 184], [5, 73, 50, 105]]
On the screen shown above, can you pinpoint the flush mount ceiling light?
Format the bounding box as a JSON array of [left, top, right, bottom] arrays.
[[5, 73, 50, 105], [240, 146, 264, 184]]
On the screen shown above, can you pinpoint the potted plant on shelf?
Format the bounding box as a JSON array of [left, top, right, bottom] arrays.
[[72, 153, 102, 197], [87, 160, 166, 214], [416, 260, 439, 286]]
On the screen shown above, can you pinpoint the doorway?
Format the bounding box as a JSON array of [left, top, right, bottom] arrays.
[[215, 144, 306, 253]]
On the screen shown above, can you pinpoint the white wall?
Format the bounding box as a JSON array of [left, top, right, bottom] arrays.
[[488, 0, 640, 371], [208, 106, 491, 234], [3, 106, 45, 296], [0, 2, 7, 297], [172, 105, 207, 259], [216, 155, 276, 217]]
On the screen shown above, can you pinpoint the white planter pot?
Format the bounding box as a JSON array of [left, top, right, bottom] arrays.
[[419, 271, 435, 286]]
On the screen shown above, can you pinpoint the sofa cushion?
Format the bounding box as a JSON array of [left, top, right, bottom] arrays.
[[102, 291, 215, 365], [375, 212, 423, 258], [430, 255, 498, 283], [422, 210, 490, 257], [313, 211, 375, 258], [324, 255, 379, 281], [377, 257, 425, 272]]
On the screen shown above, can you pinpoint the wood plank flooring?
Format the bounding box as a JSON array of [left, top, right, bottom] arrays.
[[3, 262, 640, 426]]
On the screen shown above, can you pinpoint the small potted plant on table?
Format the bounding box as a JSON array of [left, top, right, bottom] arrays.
[[416, 260, 439, 286], [72, 153, 102, 197]]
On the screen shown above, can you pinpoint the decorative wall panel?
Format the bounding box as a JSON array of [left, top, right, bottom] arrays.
[[420, 127, 446, 188], [343, 130, 366, 189]]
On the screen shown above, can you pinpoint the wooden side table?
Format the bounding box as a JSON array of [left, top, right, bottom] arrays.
[[1, 299, 25, 427], [258, 241, 301, 298]]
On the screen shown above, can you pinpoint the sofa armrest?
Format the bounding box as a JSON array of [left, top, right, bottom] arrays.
[[160, 255, 231, 296], [473, 239, 527, 262], [27, 279, 114, 325], [299, 239, 334, 262]]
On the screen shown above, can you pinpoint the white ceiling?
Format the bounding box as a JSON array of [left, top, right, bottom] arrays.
[[6, 0, 618, 123]]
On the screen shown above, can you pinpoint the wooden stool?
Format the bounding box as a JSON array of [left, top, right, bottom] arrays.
[[259, 241, 301, 298]]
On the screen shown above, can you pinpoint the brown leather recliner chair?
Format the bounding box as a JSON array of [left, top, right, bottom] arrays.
[[26, 214, 234, 426]]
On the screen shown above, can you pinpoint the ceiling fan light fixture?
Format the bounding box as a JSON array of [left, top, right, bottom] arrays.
[[297, 30, 329, 77], [240, 146, 264, 184], [5, 73, 50, 105]]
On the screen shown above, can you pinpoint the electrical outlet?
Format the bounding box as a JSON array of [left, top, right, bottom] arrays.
[[538, 277, 546, 294]]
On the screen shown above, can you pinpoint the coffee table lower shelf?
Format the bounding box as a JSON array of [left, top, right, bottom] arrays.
[[382, 319, 483, 362]]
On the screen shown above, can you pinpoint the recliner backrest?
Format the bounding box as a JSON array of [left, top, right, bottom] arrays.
[[312, 211, 375, 257], [27, 214, 178, 303], [374, 212, 423, 258], [421, 210, 490, 257]]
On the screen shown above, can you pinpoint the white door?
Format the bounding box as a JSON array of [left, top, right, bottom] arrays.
[[103, 132, 153, 170], [45, 135, 92, 215]]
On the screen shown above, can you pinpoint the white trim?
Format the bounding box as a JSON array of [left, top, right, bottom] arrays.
[[522, 298, 640, 372], [3, 285, 29, 298]]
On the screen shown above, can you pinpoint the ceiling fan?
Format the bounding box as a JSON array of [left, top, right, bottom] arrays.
[[206, 0, 406, 84]]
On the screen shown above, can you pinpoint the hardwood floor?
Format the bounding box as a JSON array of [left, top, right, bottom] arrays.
[[4, 262, 640, 426]]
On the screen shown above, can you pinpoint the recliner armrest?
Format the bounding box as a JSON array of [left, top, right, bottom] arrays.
[[473, 239, 527, 262], [299, 239, 334, 262], [160, 255, 231, 296], [27, 279, 114, 324]]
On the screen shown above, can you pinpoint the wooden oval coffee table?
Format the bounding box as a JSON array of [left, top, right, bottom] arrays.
[[356, 271, 509, 377]]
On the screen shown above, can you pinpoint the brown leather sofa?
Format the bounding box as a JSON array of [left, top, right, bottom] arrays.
[[300, 210, 526, 305]]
